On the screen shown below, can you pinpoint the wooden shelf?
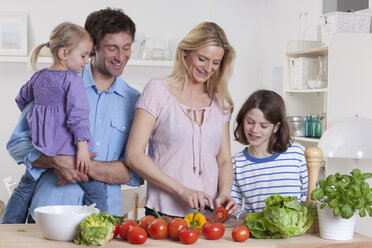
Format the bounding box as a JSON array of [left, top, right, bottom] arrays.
[[295, 136, 321, 143], [285, 88, 328, 93], [286, 46, 328, 57], [0, 56, 173, 67]]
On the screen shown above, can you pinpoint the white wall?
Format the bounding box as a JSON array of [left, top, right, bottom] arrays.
[[261, 0, 322, 91]]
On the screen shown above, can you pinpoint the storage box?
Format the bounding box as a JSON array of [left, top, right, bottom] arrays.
[[289, 57, 319, 90], [321, 11, 371, 46]]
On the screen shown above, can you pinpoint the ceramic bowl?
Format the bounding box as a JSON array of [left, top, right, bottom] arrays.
[[34, 205, 99, 241]]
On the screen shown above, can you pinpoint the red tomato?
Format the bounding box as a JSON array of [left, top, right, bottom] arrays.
[[113, 223, 120, 238], [179, 228, 199, 244], [213, 206, 229, 223], [163, 216, 172, 224], [139, 215, 156, 234], [202, 221, 225, 240], [232, 225, 250, 242], [127, 226, 148, 244], [119, 220, 138, 240], [148, 218, 168, 239], [168, 218, 188, 240]]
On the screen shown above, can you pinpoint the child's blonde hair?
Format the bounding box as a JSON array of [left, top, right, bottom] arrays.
[[30, 22, 91, 71]]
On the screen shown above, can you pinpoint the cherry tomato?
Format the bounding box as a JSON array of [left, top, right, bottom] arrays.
[[168, 218, 188, 240], [179, 228, 199, 244], [113, 223, 120, 238], [127, 226, 148, 244], [148, 218, 168, 239], [213, 206, 229, 223], [139, 215, 156, 234], [202, 221, 225, 240], [119, 220, 138, 240], [232, 225, 250, 242]]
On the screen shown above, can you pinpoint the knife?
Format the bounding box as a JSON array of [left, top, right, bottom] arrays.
[[204, 205, 214, 213]]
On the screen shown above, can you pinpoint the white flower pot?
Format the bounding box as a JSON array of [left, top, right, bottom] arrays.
[[317, 203, 356, 240]]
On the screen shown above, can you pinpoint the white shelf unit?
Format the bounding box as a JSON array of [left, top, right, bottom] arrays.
[[0, 56, 173, 67], [283, 33, 372, 177], [284, 40, 328, 146]]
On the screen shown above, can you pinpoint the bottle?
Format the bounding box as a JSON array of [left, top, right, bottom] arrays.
[[305, 115, 313, 137], [312, 115, 322, 138], [139, 40, 149, 60]]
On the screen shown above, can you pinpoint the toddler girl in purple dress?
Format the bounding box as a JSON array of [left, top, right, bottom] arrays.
[[2, 22, 107, 223]]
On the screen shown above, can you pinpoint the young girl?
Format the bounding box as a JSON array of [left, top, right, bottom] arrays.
[[231, 90, 308, 219], [2, 22, 107, 223]]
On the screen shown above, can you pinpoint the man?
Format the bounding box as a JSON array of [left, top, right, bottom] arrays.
[[3, 8, 140, 223]]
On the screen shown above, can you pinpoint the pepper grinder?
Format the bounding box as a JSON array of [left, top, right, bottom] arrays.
[[305, 146, 322, 233]]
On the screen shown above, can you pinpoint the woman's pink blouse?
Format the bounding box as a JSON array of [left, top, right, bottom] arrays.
[[136, 79, 231, 217]]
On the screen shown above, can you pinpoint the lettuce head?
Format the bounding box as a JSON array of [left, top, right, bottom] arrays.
[[74, 212, 116, 246], [244, 194, 315, 239]]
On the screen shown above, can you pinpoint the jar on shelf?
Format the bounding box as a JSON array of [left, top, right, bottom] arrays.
[[305, 115, 313, 137], [312, 115, 322, 138]]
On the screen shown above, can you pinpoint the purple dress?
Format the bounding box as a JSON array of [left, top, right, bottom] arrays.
[[15, 69, 94, 156]]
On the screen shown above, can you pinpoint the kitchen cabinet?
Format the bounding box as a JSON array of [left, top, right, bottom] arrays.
[[283, 33, 372, 177], [1, 224, 372, 247]]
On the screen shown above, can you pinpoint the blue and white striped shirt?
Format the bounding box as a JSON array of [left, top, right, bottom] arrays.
[[231, 142, 308, 217]]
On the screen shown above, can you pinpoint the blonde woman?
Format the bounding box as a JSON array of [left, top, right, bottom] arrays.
[[126, 22, 238, 218]]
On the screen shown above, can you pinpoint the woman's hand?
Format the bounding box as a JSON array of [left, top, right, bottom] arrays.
[[215, 194, 238, 215], [179, 186, 214, 211]]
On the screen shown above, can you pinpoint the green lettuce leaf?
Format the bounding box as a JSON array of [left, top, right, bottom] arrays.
[[74, 212, 116, 246]]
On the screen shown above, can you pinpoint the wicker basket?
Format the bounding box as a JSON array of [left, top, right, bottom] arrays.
[[289, 57, 319, 90], [321, 11, 371, 46]]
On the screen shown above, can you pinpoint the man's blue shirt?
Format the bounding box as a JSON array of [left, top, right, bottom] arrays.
[[6, 62, 141, 217]]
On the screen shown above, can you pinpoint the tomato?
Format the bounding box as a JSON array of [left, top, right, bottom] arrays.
[[168, 218, 188, 240], [163, 216, 172, 224], [113, 223, 120, 238], [179, 228, 199, 244], [139, 215, 156, 234], [127, 226, 148, 244], [202, 221, 225, 240], [213, 206, 229, 223], [148, 218, 168, 239], [232, 225, 250, 242], [119, 220, 138, 240]]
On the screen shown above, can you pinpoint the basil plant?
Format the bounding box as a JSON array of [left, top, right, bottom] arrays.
[[311, 169, 372, 219]]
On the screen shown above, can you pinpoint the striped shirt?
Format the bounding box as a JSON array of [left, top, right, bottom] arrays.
[[231, 142, 308, 218]]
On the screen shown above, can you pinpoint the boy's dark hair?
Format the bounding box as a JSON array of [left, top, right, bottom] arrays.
[[233, 90, 292, 153], [84, 7, 136, 54]]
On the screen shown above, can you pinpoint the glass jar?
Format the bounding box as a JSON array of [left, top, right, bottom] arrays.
[[312, 115, 322, 138], [305, 115, 313, 137]]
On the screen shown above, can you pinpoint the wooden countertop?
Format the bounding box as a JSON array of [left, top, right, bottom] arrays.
[[1, 224, 372, 248]]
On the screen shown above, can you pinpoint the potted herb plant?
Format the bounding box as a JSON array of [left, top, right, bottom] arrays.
[[311, 169, 372, 240]]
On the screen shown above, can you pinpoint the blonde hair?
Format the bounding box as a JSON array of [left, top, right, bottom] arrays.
[[167, 22, 235, 112], [30, 22, 91, 71]]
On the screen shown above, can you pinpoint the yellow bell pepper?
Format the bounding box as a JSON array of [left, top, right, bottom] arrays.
[[184, 210, 206, 231]]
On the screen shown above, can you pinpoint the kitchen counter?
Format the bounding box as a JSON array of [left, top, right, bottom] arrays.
[[1, 224, 372, 247]]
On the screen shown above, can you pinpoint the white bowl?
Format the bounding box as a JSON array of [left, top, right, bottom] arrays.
[[34, 205, 99, 241]]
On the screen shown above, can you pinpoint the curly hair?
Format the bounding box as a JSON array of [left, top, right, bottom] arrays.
[[84, 7, 135, 54], [233, 90, 293, 153]]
